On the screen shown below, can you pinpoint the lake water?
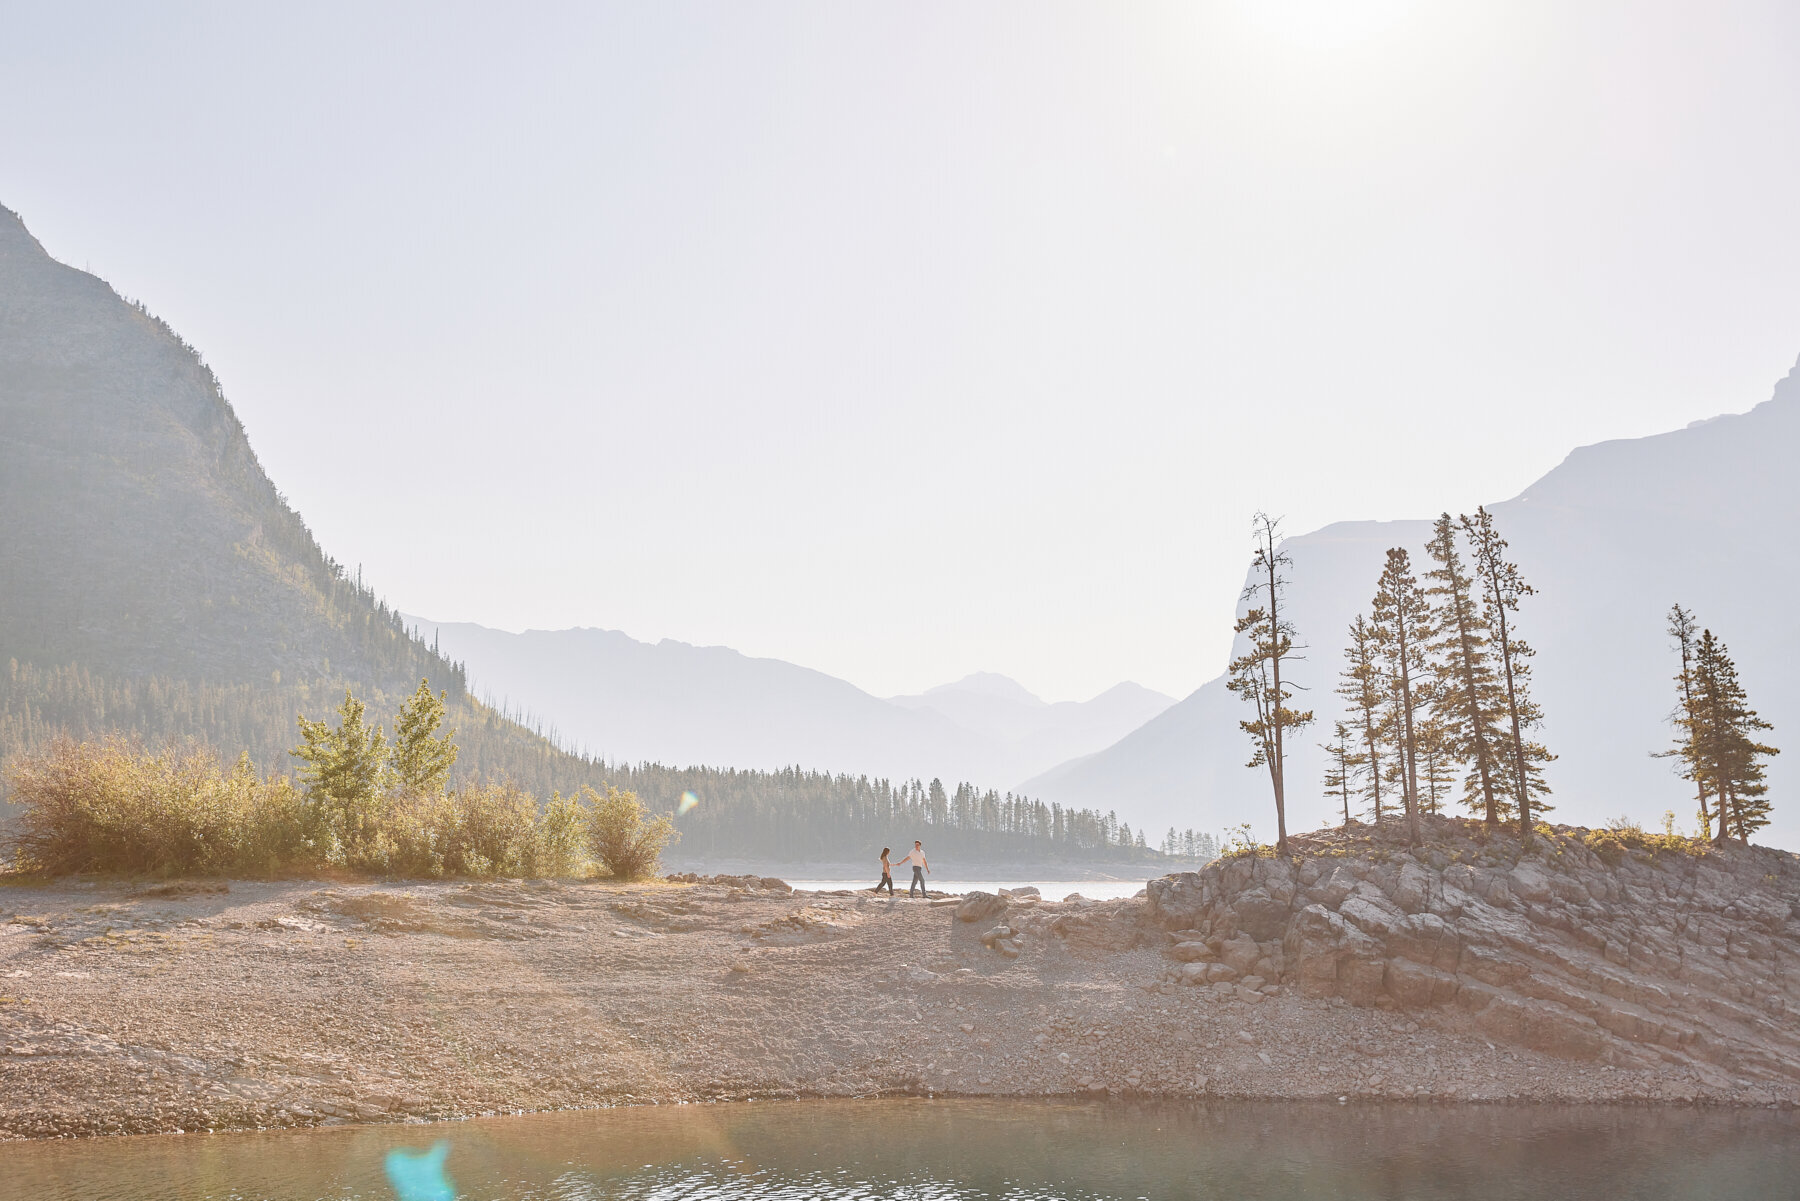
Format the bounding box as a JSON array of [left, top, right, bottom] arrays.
[[3, 1098, 1795, 1200], [789, 879, 1149, 900]]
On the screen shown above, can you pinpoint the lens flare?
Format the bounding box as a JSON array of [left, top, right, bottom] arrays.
[[678, 791, 699, 815], [386, 1141, 455, 1201]]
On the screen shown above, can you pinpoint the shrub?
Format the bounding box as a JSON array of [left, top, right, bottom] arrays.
[[1581, 822, 1708, 866], [584, 785, 678, 880], [4, 737, 320, 877], [3, 737, 602, 881], [530, 790, 588, 879]]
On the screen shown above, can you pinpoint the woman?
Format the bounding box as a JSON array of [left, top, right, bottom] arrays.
[[872, 847, 895, 896]]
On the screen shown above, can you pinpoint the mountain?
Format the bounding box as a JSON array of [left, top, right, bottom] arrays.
[[404, 618, 1173, 788], [0, 202, 633, 798], [1027, 354, 1800, 851], [889, 674, 1174, 780], [0, 203, 451, 694]]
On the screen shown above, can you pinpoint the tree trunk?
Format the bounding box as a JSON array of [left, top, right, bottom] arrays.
[[1494, 600, 1532, 838], [1450, 570, 1498, 826], [1397, 611, 1420, 847], [1267, 544, 1288, 854]]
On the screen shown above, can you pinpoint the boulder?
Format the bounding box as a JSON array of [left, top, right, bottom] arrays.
[[1170, 941, 1214, 963], [956, 892, 1008, 923]]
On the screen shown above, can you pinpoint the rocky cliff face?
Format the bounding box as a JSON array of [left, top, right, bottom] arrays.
[[1147, 817, 1800, 1086]]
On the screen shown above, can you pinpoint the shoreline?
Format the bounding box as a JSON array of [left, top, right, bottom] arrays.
[[4, 854, 1797, 1142]]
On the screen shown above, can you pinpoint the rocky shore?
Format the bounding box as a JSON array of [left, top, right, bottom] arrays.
[[2, 818, 1796, 1140]]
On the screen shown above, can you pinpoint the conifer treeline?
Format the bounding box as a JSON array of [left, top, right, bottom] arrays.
[[1, 661, 1210, 867], [1233, 507, 1780, 848], [1324, 509, 1554, 842]]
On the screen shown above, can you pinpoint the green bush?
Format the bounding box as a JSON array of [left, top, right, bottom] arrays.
[[584, 785, 678, 880], [2, 737, 627, 881], [4, 737, 321, 877]]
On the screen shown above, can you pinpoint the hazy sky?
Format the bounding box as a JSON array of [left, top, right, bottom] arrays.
[[5, 2, 1799, 702]]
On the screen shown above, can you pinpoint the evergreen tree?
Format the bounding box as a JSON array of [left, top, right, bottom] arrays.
[[1415, 716, 1454, 816], [1424, 514, 1508, 826], [1371, 547, 1432, 845], [391, 678, 458, 796], [291, 687, 389, 855], [1226, 513, 1313, 853], [1321, 720, 1362, 829], [1336, 615, 1388, 823], [1691, 629, 1779, 844], [1462, 508, 1553, 834], [1660, 604, 1715, 838]]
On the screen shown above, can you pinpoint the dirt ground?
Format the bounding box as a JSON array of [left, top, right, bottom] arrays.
[[1, 873, 1792, 1141]]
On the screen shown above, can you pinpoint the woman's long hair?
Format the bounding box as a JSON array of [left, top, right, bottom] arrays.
[[881, 847, 890, 858]]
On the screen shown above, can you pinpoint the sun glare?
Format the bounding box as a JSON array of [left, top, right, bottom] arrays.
[[1232, 0, 1422, 51]]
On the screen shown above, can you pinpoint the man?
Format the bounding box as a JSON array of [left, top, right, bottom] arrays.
[[896, 840, 930, 898]]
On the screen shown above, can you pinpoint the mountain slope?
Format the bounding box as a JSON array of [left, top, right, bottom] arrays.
[[1028, 355, 1800, 850], [405, 619, 1173, 786], [0, 204, 452, 692]]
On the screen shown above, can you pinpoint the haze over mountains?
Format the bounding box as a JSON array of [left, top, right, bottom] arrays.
[[7, 191, 1800, 855], [1027, 356, 1800, 851], [401, 617, 1172, 789]]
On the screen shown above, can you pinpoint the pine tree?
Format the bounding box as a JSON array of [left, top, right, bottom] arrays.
[[291, 687, 389, 856], [1660, 604, 1715, 838], [1321, 720, 1362, 829], [1336, 614, 1389, 823], [1424, 514, 1508, 826], [1691, 629, 1779, 844], [1371, 547, 1432, 845], [392, 678, 458, 796], [1415, 715, 1454, 815], [1462, 507, 1554, 834], [1226, 513, 1314, 853]]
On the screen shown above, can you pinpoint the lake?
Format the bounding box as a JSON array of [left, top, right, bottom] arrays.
[[789, 879, 1149, 900], [3, 1098, 1794, 1200]]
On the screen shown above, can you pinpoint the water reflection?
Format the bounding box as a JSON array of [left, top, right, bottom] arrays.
[[2, 1098, 1795, 1200]]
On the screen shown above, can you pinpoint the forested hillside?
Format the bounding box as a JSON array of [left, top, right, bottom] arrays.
[[0, 204, 1188, 870]]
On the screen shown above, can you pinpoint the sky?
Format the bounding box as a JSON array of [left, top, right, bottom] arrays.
[[4, 1, 1799, 703]]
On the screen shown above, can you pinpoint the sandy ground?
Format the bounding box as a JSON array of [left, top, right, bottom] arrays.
[[1, 873, 1792, 1141]]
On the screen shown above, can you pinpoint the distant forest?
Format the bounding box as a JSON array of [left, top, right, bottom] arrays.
[[0, 662, 1214, 867]]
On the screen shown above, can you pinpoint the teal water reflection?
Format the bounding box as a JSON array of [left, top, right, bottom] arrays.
[[2, 1098, 1795, 1200]]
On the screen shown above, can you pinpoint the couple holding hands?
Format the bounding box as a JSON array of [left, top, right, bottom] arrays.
[[874, 841, 929, 898]]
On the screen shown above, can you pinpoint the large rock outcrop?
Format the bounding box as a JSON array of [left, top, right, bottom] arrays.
[[1147, 817, 1800, 1080]]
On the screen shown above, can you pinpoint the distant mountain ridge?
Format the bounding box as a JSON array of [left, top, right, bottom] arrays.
[[402, 617, 1174, 788], [1027, 354, 1800, 851]]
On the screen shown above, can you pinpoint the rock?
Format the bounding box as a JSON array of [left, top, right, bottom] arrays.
[[1170, 941, 1213, 963], [758, 878, 794, 894], [1000, 886, 1040, 898], [979, 925, 1016, 948], [1215, 933, 1258, 975], [956, 893, 1009, 924], [1233, 888, 1291, 941], [997, 940, 1023, 958]]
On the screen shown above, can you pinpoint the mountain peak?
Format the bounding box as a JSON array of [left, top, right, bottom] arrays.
[[922, 672, 1045, 707]]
